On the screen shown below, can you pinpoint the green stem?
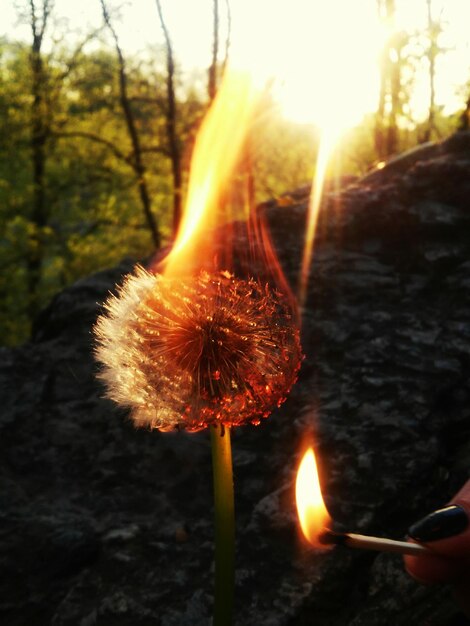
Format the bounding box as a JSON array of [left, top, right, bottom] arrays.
[[210, 423, 235, 626]]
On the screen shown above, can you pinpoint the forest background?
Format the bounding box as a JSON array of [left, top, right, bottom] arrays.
[[1, 0, 469, 346]]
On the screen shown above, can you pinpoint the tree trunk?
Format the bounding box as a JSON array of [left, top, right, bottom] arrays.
[[156, 0, 182, 236], [375, 40, 387, 159], [458, 97, 470, 131], [208, 0, 219, 103], [375, 0, 401, 158], [101, 1, 161, 250], [385, 0, 399, 156], [27, 1, 50, 319], [423, 0, 436, 142]]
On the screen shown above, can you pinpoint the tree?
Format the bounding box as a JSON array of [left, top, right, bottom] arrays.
[[0, 38, 167, 345], [458, 95, 470, 131], [375, 0, 407, 158], [100, 0, 161, 249], [155, 0, 182, 235], [421, 0, 447, 141], [207, 0, 231, 103], [26, 0, 53, 317], [208, 0, 219, 102]]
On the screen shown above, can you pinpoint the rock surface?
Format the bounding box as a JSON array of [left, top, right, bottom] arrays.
[[1, 132, 470, 625]]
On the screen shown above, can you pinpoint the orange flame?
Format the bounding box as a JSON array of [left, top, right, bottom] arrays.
[[298, 127, 343, 308], [296, 448, 332, 548], [119, 67, 302, 432], [159, 69, 260, 279], [153, 64, 298, 329]]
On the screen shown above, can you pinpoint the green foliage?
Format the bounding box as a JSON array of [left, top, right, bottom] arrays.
[[251, 104, 317, 201]]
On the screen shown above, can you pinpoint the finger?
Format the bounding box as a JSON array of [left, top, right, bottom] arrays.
[[403, 480, 470, 584], [404, 550, 463, 584]]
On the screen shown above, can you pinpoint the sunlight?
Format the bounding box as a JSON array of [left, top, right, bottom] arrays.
[[3, 0, 469, 126], [227, 0, 387, 306], [275, 1, 382, 131], [228, 0, 382, 132]]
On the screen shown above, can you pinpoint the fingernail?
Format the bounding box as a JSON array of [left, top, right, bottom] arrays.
[[408, 505, 468, 542]]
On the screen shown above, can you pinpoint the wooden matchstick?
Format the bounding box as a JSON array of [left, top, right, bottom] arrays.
[[319, 529, 429, 556]]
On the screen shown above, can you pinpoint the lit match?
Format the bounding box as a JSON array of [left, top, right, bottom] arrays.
[[318, 529, 428, 556], [295, 448, 429, 557]]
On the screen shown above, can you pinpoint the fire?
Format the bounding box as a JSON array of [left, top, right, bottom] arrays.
[[160, 69, 259, 279], [296, 448, 332, 548], [94, 66, 302, 432], [298, 128, 339, 307]]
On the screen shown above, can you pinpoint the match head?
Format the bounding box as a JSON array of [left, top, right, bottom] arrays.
[[94, 266, 301, 431], [317, 529, 347, 547]]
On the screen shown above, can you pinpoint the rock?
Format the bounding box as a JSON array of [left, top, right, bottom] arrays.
[[2, 132, 470, 624]]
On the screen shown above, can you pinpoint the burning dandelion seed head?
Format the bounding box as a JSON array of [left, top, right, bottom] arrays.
[[94, 266, 302, 432]]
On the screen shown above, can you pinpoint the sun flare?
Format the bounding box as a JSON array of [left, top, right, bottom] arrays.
[[229, 0, 382, 133], [278, 4, 382, 131]]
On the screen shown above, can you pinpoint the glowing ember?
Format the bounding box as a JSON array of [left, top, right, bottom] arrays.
[[296, 448, 332, 548], [94, 266, 301, 431]]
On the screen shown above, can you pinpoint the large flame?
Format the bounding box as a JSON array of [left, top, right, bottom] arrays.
[[121, 66, 302, 432], [159, 69, 260, 279], [154, 64, 297, 324], [296, 448, 332, 548]]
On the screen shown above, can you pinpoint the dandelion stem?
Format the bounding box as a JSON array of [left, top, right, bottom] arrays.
[[210, 423, 235, 626]]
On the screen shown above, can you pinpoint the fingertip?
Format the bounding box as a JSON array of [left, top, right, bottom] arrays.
[[404, 551, 462, 585]]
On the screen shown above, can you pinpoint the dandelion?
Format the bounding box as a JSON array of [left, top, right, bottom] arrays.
[[94, 265, 301, 432], [94, 264, 302, 624]]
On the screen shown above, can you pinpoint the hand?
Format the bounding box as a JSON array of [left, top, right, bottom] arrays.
[[404, 479, 470, 615]]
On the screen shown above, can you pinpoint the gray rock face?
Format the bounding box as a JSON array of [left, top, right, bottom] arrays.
[[2, 132, 470, 625]]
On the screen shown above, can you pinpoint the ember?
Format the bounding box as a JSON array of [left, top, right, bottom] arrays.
[[94, 266, 301, 431]]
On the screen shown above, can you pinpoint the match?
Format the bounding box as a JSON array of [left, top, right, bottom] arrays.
[[319, 529, 429, 557]]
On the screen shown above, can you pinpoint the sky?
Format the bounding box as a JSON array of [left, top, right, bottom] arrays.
[[2, 0, 470, 128]]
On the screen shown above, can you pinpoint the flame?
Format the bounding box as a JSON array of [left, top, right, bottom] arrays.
[[126, 66, 302, 432], [153, 63, 298, 331], [296, 448, 332, 547], [159, 69, 260, 279], [298, 128, 340, 307]]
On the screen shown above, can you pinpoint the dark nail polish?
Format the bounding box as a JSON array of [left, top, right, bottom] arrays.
[[408, 505, 468, 542]]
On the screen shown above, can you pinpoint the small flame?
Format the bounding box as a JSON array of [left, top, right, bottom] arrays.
[[298, 128, 339, 307], [295, 448, 332, 547]]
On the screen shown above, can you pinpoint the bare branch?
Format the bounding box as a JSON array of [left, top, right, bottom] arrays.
[[30, 0, 38, 41], [101, 0, 161, 249], [140, 145, 171, 157], [52, 130, 134, 166], [56, 26, 104, 83], [155, 0, 182, 233], [41, 0, 53, 40], [222, 0, 231, 75], [29, 0, 53, 48], [100, 0, 125, 68], [208, 0, 219, 101]]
